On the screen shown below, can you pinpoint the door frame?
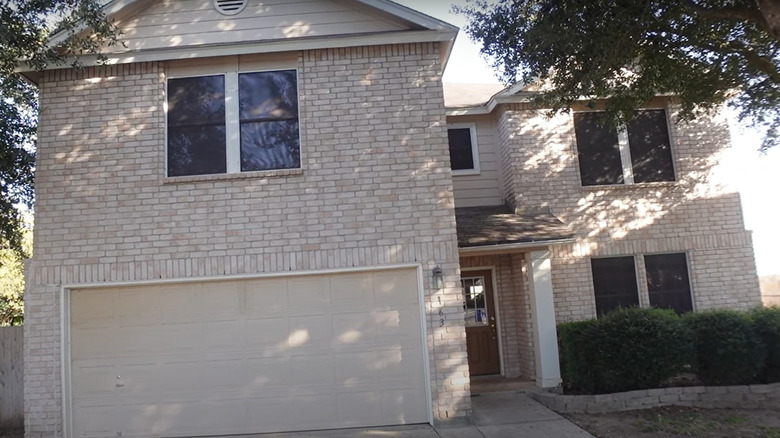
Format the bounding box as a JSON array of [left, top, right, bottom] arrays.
[[461, 266, 504, 376], [59, 263, 433, 438]]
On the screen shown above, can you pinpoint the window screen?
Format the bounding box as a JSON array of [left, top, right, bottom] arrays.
[[645, 253, 693, 314], [573, 112, 623, 186], [167, 75, 227, 176], [628, 110, 675, 183], [591, 256, 640, 316], [238, 70, 300, 172], [447, 128, 475, 171]]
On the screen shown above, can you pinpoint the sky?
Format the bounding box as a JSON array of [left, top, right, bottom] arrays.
[[396, 0, 780, 277]]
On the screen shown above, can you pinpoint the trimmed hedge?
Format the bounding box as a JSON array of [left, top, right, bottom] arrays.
[[684, 310, 765, 385], [558, 319, 600, 393], [557, 306, 780, 394], [750, 306, 780, 383], [557, 307, 692, 394]]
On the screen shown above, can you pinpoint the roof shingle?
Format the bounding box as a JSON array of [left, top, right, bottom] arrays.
[[455, 205, 574, 248]]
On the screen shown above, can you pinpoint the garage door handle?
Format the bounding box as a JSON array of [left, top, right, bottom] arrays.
[[116, 376, 125, 388]]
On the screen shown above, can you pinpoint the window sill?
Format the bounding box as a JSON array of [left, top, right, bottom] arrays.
[[163, 168, 304, 184], [582, 181, 677, 191], [452, 169, 481, 176]]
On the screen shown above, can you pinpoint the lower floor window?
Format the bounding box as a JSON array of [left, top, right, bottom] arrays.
[[590, 253, 693, 316], [645, 253, 693, 314], [591, 256, 640, 316]]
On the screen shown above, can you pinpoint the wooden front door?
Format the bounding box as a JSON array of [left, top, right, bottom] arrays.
[[462, 270, 500, 376]]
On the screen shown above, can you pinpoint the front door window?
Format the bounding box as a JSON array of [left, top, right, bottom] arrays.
[[463, 277, 488, 326]]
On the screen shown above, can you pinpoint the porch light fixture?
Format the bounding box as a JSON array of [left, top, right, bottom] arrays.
[[432, 266, 444, 290]]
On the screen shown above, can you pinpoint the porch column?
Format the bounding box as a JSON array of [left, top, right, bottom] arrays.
[[525, 250, 562, 388]]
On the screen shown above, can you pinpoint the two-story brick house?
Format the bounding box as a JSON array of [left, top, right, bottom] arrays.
[[20, 0, 761, 437]]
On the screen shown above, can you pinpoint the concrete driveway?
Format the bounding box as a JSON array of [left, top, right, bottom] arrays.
[[203, 392, 593, 438]]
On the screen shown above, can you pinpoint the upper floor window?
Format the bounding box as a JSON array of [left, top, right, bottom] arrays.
[[447, 123, 480, 175], [167, 69, 300, 177], [573, 110, 675, 186]]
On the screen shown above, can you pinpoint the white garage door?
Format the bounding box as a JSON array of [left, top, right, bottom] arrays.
[[68, 268, 429, 438]]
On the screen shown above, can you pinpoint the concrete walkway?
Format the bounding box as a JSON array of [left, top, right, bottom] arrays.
[[209, 392, 593, 438]]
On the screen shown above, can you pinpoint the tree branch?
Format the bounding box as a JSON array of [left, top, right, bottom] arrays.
[[683, 0, 772, 34]]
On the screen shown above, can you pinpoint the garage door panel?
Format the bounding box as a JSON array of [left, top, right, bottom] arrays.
[[70, 289, 117, 326], [382, 388, 429, 424], [70, 268, 428, 437], [374, 270, 419, 305], [244, 357, 292, 389], [335, 391, 383, 426], [200, 320, 244, 351], [290, 353, 335, 387], [244, 278, 289, 316], [290, 394, 340, 428], [329, 273, 372, 304], [287, 276, 330, 307], [242, 317, 290, 353], [288, 314, 332, 348]]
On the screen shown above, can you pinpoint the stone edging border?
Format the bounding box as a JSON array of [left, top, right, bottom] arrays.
[[529, 382, 780, 414]]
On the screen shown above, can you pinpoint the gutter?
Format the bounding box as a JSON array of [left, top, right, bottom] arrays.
[[458, 237, 576, 254]]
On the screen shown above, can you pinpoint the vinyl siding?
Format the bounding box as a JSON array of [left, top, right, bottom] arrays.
[[448, 115, 503, 208], [112, 0, 407, 52]]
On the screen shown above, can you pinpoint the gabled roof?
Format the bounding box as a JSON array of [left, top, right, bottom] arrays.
[[21, 0, 458, 78], [445, 81, 538, 115]]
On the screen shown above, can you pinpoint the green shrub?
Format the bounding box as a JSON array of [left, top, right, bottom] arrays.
[[557, 307, 693, 394], [592, 307, 694, 393], [684, 310, 765, 385], [557, 319, 600, 393], [751, 307, 780, 383]]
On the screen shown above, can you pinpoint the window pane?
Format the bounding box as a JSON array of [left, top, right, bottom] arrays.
[[574, 112, 623, 186], [239, 70, 298, 121], [591, 256, 639, 316], [240, 120, 300, 171], [448, 128, 475, 170], [462, 278, 488, 327], [645, 253, 692, 314], [167, 76, 225, 127], [167, 126, 227, 176], [627, 110, 675, 183]]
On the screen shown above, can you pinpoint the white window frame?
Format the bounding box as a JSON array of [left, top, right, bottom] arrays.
[[164, 59, 301, 178], [447, 122, 480, 176], [574, 107, 676, 186]]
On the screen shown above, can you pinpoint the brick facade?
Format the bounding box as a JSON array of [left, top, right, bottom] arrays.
[[25, 44, 470, 436], [494, 102, 761, 322]]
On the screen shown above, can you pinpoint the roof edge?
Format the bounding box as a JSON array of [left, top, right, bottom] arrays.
[[458, 238, 575, 254]]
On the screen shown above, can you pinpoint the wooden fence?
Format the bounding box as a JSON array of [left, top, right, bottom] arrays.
[[0, 326, 23, 431]]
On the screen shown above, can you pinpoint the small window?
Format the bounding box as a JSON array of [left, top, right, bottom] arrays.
[[645, 253, 693, 314], [574, 109, 675, 186], [447, 124, 480, 174], [166, 69, 300, 177], [591, 256, 640, 316]]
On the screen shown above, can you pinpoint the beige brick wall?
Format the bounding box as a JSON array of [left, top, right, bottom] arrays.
[[25, 44, 470, 437], [495, 102, 761, 322]]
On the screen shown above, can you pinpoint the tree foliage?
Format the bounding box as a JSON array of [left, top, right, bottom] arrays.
[[0, 0, 117, 255], [0, 223, 31, 326], [456, 0, 780, 149]]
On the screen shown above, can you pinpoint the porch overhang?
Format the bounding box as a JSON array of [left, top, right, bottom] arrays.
[[455, 205, 574, 254]]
